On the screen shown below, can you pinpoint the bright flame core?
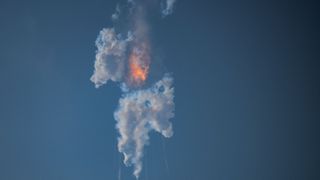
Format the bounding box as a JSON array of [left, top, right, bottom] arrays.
[[128, 45, 150, 86]]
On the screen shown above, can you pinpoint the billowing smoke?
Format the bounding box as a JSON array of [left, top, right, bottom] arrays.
[[90, 0, 177, 178], [115, 74, 174, 178], [90, 28, 132, 88]]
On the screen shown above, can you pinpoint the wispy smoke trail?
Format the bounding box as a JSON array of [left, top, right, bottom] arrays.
[[91, 0, 177, 178], [162, 0, 177, 16], [112, 4, 121, 21]]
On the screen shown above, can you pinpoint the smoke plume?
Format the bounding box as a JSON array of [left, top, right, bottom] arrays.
[[90, 0, 177, 178]]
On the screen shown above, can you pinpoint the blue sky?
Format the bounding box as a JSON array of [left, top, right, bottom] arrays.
[[0, 0, 319, 179]]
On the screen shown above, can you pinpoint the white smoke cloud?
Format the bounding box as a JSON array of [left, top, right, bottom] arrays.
[[90, 28, 133, 88], [162, 0, 176, 16], [114, 74, 174, 178]]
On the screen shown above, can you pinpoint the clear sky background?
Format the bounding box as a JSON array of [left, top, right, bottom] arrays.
[[0, 0, 319, 180]]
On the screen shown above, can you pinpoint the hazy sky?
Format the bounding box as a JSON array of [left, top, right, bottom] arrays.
[[0, 0, 319, 179]]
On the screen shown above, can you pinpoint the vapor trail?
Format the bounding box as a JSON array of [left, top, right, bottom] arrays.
[[161, 136, 170, 178], [118, 153, 122, 180]]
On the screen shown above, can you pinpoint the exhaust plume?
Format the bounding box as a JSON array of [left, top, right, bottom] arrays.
[[90, 0, 177, 178]]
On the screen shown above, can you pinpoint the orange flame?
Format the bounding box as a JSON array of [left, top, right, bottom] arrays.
[[128, 46, 150, 86]]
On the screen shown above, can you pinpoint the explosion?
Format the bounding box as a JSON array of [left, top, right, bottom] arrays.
[[128, 44, 150, 86], [129, 56, 148, 82], [90, 0, 177, 178]]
